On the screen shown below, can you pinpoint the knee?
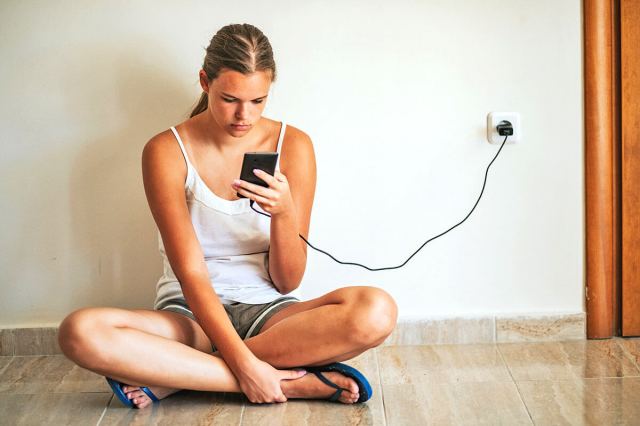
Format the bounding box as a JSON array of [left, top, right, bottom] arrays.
[[345, 286, 398, 348], [58, 307, 110, 367]]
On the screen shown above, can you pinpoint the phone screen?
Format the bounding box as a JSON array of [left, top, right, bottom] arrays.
[[237, 152, 278, 198]]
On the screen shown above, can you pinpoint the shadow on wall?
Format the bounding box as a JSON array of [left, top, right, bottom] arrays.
[[68, 40, 197, 310]]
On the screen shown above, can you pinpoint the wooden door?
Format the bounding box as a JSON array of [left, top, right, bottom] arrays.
[[585, 0, 640, 338], [621, 0, 640, 336]]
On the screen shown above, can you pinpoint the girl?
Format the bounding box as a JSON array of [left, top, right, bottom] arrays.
[[58, 23, 397, 409]]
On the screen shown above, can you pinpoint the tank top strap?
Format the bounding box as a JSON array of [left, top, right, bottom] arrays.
[[275, 121, 286, 171], [169, 126, 192, 169]]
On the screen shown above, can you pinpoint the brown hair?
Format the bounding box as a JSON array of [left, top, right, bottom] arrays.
[[190, 23, 277, 118]]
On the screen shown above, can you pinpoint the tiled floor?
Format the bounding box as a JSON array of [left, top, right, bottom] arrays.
[[1, 338, 640, 425]]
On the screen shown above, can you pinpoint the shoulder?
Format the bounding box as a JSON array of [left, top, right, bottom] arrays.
[[281, 123, 315, 160], [282, 122, 311, 143], [142, 128, 187, 181], [144, 128, 178, 154], [280, 123, 316, 186]]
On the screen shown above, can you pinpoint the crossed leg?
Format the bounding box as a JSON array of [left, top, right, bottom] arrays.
[[241, 285, 397, 367], [58, 286, 397, 408]]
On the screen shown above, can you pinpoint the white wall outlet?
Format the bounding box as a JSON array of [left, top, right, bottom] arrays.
[[487, 112, 521, 144]]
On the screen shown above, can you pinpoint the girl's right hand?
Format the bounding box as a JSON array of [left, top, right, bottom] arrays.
[[236, 357, 306, 403]]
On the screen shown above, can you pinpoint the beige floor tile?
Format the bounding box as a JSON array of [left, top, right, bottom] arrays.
[[0, 330, 14, 356], [0, 355, 109, 393], [378, 344, 512, 385], [0, 392, 111, 425], [496, 313, 585, 342], [616, 337, 640, 368], [383, 382, 532, 425], [14, 327, 62, 355], [0, 357, 13, 376], [100, 390, 244, 425], [516, 378, 640, 426], [384, 318, 495, 345], [498, 340, 640, 381]]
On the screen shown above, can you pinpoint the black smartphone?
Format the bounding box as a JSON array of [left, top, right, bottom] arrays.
[[237, 152, 278, 198]]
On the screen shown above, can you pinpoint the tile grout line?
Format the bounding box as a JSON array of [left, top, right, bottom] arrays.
[[493, 316, 497, 344], [374, 348, 388, 426], [0, 357, 16, 377], [496, 344, 535, 425], [95, 394, 112, 426], [238, 399, 245, 426], [507, 377, 638, 382], [8, 354, 66, 358]]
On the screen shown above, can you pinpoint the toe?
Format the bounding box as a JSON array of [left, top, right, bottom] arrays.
[[320, 372, 362, 404], [135, 391, 147, 400], [338, 390, 357, 404], [132, 395, 148, 407], [127, 390, 146, 401]]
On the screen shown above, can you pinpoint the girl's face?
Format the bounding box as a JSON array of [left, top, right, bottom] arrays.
[[200, 68, 272, 136]]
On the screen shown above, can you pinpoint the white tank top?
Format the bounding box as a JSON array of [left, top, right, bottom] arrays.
[[153, 121, 303, 308]]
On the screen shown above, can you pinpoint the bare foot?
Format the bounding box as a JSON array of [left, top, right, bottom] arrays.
[[281, 371, 361, 404], [121, 384, 181, 409]]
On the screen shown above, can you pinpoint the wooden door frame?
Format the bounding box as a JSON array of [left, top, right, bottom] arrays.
[[584, 0, 621, 338]]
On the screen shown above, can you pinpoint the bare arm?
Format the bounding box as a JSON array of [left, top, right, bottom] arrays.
[[233, 127, 317, 293], [268, 128, 316, 293], [141, 133, 255, 372]]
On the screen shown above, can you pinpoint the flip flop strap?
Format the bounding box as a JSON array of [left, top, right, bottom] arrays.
[[140, 386, 159, 402], [106, 377, 134, 408], [312, 371, 343, 402]]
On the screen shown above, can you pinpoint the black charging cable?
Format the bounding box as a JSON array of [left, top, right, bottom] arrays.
[[250, 121, 513, 271]]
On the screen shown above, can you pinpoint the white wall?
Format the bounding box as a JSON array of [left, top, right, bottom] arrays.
[[0, 0, 584, 327]]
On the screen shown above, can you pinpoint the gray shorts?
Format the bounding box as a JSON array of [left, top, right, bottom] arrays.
[[156, 296, 299, 352]]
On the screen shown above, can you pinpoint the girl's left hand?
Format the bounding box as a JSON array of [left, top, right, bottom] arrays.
[[232, 169, 295, 217]]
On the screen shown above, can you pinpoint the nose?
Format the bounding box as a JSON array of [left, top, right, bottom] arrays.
[[235, 102, 249, 120]]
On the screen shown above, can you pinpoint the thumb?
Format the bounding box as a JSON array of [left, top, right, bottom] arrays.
[[281, 369, 307, 380]]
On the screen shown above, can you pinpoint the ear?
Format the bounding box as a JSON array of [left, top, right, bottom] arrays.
[[199, 70, 210, 93]]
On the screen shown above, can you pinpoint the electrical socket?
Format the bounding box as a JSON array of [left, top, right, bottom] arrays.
[[487, 112, 521, 144]]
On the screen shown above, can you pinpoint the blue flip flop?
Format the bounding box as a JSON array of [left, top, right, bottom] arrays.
[[106, 377, 160, 408], [305, 362, 372, 403]]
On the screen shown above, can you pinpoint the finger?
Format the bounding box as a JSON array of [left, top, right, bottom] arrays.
[[253, 168, 278, 186], [275, 393, 288, 403], [274, 170, 287, 183], [234, 186, 275, 207], [281, 369, 307, 380], [234, 179, 276, 198]]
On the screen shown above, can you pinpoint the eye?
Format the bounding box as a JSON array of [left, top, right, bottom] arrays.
[[253, 99, 264, 104], [222, 97, 235, 103]]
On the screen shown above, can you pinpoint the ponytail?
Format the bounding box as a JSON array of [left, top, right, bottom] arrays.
[[190, 91, 209, 118]]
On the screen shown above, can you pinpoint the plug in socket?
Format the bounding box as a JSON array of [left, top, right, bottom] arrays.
[[487, 112, 521, 144]]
